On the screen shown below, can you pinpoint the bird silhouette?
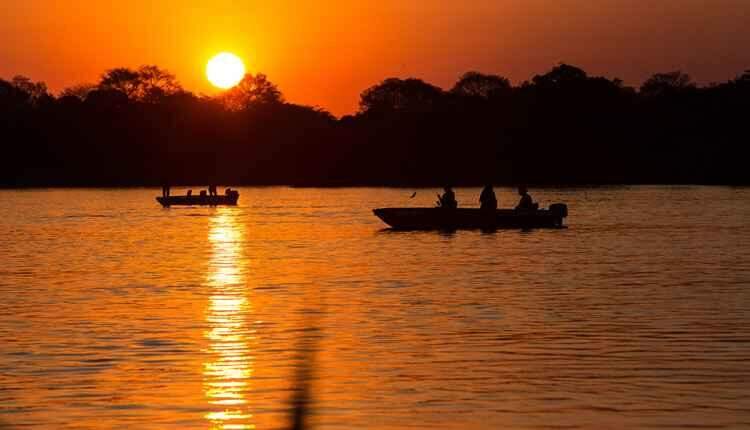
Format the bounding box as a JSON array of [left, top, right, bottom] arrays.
[[409, 192, 417, 198]]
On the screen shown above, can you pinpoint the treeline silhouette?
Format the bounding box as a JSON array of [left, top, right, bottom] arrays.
[[1, 63, 748, 187]]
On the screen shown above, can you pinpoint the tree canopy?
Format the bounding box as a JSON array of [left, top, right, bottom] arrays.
[[217, 73, 284, 111], [1, 62, 748, 186], [359, 78, 444, 115], [99, 65, 183, 103], [450, 72, 511, 98], [640, 71, 695, 97]]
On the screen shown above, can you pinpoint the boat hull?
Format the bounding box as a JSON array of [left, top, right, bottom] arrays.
[[156, 194, 239, 207], [373, 206, 567, 230]]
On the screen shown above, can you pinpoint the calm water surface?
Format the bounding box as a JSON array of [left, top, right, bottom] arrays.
[[1, 186, 749, 429]]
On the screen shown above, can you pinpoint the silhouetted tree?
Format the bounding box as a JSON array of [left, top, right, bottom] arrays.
[[99, 68, 140, 98], [136, 65, 183, 103], [9, 75, 51, 106], [0, 78, 32, 110], [640, 71, 695, 97], [451, 71, 510, 98], [60, 84, 96, 100], [359, 78, 444, 114], [531, 63, 588, 88], [99, 65, 182, 102], [218, 73, 283, 111]]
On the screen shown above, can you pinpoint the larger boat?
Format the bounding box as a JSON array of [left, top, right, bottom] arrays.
[[373, 203, 568, 230], [156, 190, 239, 207]]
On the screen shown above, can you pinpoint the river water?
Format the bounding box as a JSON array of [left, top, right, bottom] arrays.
[[0, 186, 749, 429]]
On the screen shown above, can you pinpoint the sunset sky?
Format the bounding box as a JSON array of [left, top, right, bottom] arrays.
[[2, 0, 749, 115]]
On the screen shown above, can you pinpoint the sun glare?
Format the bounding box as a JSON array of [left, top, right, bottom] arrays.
[[206, 53, 245, 89]]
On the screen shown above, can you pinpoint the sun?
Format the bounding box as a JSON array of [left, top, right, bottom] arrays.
[[206, 52, 245, 89]]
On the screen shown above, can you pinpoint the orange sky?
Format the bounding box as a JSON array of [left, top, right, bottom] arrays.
[[2, 0, 749, 115]]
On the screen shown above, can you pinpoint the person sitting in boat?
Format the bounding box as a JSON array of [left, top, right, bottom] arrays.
[[479, 184, 497, 211], [515, 186, 538, 210], [437, 186, 458, 209]]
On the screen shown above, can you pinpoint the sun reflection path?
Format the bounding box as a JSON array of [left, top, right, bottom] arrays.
[[204, 209, 255, 430]]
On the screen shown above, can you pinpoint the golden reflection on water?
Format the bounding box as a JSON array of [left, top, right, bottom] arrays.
[[204, 209, 255, 430]]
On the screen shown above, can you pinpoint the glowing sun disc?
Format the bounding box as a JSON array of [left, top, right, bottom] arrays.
[[207, 53, 245, 89]]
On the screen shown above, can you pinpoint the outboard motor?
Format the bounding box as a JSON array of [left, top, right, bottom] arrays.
[[549, 203, 568, 218]]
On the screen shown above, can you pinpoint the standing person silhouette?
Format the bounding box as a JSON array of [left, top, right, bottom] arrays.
[[162, 181, 170, 197]]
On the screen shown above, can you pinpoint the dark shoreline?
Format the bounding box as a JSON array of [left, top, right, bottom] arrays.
[[4, 64, 749, 188]]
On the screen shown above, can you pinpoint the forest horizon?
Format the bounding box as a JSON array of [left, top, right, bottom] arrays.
[[4, 1, 750, 116], [2, 62, 749, 187]]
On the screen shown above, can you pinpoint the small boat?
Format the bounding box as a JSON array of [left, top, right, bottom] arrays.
[[373, 204, 568, 230], [156, 191, 239, 207]]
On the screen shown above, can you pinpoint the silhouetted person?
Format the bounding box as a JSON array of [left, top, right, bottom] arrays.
[[479, 184, 497, 210], [162, 182, 170, 197], [208, 183, 217, 196], [437, 186, 458, 209], [515, 186, 537, 210]]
